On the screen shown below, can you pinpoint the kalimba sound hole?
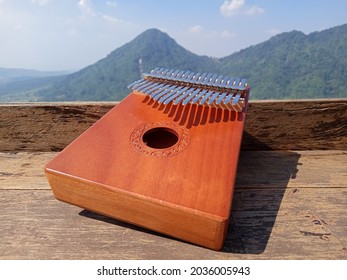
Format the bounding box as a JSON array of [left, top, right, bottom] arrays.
[[142, 127, 179, 149]]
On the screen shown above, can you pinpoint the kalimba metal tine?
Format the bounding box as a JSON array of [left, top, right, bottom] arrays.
[[144, 82, 166, 95], [180, 71, 191, 81], [156, 68, 165, 75], [208, 74, 218, 86], [142, 82, 163, 94], [238, 78, 247, 89], [232, 78, 241, 88], [170, 69, 180, 78], [173, 87, 195, 105], [157, 87, 183, 104], [208, 90, 221, 105], [132, 79, 149, 90], [199, 90, 214, 105], [224, 92, 235, 104], [216, 92, 227, 104], [165, 69, 175, 78], [150, 67, 160, 74], [127, 78, 144, 89], [185, 71, 195, 81], [191, 89, 207, 104], [201, 73, 213, 85], [232, 92, 242, 105], [197, 73, 207, 83], [177, 70, 186, 79], [191, 73, 200, 82], [129, 68, 249, 111], [149, 83, 172, 99], [220, 76, 229, 87], [142, 82, 162, 95], [224, 77, 235, 89], [216, 75, 224, 86], [136, 80, 154, 92], [162, 86, 190, 105], [182, 88, 201, 105], [152, 85, 179, 101], [158, 68, 170, 77]]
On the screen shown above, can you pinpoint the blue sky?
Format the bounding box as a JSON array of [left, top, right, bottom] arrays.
[[0, 0, 346, 71]]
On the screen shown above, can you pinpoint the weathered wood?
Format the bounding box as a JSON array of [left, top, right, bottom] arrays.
[[0, 187, 345, 259], [0, 102, 114, 152], [242, 99, 347, 150], [0, 151, 346, 259], [0, 99, 346, 152], [2, 151, 346, 190]]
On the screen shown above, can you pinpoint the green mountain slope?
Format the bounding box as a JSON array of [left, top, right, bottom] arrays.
[[219, 24, 347, 99], [1, 24, 346, 101], [39, 29, 219, 101]]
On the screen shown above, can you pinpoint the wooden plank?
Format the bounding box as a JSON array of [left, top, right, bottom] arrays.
[[0, 151, 346, 259], [0, 188, 345, 260], [0, 103, 114, 152], [1, 99, 346, 152], [1, 151, 346, 190], [242, 99, 347, 150], [236, 150, 347, 189], [0, 152, 53, 190]]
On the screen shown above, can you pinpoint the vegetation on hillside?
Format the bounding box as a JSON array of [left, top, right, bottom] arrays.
[[0, 24, 346, 101]]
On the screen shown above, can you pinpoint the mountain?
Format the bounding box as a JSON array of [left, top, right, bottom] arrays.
[[0, 68, 69, 102], [220, 24, 347, 99], [39, 29, 219, 101], [0, 68, 68, 84], [1, 24, 346, 101]]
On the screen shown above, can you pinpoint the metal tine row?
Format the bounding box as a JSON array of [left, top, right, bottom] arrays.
[[129, 68, 248, 93], [145, 68, 248, 90], [134, 80, 245, 110], [128, 68, 247, 111]]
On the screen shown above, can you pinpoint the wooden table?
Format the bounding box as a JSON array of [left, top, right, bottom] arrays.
[[1, 100, 346, 259]]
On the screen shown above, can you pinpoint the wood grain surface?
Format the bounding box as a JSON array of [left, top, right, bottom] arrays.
[[1, 151, 346, 259], [1, 99, 346, 152]]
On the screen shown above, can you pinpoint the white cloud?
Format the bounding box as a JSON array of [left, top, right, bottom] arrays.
[[100, 14, 121, 24], [220, 0, 264, 17], [78, 0, 95, 16], [106, 1, 117, 7], [188, 25, 203, 34], [244, 5, 264, 15], [77, 0, 121, 24], [67, 27, 78, 36], [268, 28, 281, 36], [31, 0, 49, 6], [221, 30, 231, 38]]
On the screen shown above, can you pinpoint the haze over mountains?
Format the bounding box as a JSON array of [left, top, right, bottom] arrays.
[[1, 23, 346, 102]]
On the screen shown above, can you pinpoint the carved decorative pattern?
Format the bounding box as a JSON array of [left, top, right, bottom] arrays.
[[130, 122, 190, 157]]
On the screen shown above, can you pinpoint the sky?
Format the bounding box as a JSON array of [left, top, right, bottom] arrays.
[[0, 0, 346, 71]]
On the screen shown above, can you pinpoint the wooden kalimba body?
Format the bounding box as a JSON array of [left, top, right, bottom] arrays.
[[45, 68, 250, 250]]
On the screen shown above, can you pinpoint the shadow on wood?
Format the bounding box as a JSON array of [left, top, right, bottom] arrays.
[[78, 209, 172, 240], [75, 132, 300, 252], [223, 132, 301, 253]]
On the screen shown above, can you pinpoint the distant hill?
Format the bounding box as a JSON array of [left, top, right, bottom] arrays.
[[38, 29, 219, 101], [0, 68, 69, 102], [220, 24, 347, 99], [1, 24, 346, 101], [0, 68, 68, 84]]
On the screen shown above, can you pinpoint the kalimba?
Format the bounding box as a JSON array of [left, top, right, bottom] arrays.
[[45, 68, 250, 250]]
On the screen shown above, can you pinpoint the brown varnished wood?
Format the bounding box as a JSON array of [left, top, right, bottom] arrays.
[[45, 92, 247, 250]]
